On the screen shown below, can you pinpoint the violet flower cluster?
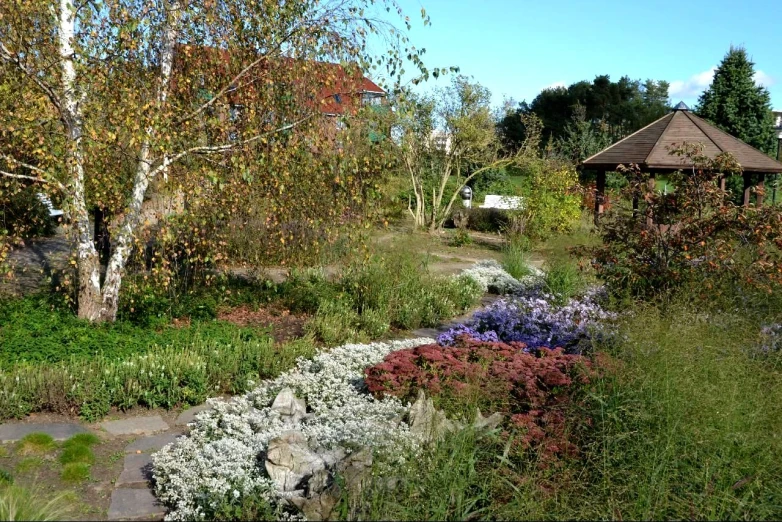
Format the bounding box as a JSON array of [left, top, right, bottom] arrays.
[[438, 287, 616, 354]]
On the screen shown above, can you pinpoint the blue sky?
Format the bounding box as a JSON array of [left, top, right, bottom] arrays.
[[393, 0, 781, 110]]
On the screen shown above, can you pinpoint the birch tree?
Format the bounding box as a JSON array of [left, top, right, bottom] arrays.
[[0, 0, 431, 322], [399, 76, 516, 231]]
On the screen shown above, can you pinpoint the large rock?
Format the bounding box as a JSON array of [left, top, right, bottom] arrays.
[[473, 409, 503, 430], [408, 390, 461, 442], [265, 431, 327, 492], [270, 388, 308, 427]]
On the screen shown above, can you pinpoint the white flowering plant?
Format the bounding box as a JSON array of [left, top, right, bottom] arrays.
[[152, 337, 434, 521], [458, 259, 543, 295]]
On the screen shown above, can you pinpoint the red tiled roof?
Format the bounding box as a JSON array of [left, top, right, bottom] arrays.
[[174, 46, 385, 116]]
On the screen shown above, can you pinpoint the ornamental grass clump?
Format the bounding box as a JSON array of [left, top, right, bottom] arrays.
[[365, 337, 596, 459], [152, 337, 433, 521]]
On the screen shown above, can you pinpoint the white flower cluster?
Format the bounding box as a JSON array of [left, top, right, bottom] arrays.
[[152, 337, 434, 521], [458, 259, 543, 295]]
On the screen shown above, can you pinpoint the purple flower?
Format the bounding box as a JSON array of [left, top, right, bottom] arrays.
[[437, 324, 499, 346], [438, 286, 616, 354]]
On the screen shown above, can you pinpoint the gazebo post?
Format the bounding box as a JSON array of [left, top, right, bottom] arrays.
[[646, 175, 656, 228], [756, 174, 765, 207], [743, 174, 753, 207], [594, 170, 606, 225], [719, 175, 726, 192]]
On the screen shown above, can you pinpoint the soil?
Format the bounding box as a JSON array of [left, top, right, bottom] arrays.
[[217, 304, 309, 342]]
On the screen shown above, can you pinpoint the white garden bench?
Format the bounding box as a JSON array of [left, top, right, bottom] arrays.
[[480, 194, 524, 210], [36, 192, 64, 218]]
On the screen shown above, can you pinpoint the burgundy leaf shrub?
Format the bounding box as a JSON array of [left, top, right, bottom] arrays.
[[365, 335, 595, 459]]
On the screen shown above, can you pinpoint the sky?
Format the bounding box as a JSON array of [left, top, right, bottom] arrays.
[[391, 0, 781, 110]]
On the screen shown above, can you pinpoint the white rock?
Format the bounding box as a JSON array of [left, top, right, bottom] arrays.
[[270, 388, 308, 427]]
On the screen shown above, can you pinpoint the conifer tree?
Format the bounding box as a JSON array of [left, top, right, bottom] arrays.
[[696, 47, 776, 155]]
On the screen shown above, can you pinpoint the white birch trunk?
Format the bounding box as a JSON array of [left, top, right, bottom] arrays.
[[59, 0, 103, 321], [97, 0, 181, 322]]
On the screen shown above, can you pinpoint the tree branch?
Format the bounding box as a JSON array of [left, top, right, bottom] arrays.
[[0, 154, 66, 191], [151, 113, 316, 177]]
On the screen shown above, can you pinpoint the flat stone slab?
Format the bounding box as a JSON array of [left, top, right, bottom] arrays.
[[116, 453, 154, 486], [174, 404, 212, 426], [125, 432, 182, 454], [100, 415, 169, 436], [107, 488, 165, 521], [0, 423, 90, 442]]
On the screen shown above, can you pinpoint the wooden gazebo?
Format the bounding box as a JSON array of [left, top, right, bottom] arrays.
[[582, 102, 782, 222]]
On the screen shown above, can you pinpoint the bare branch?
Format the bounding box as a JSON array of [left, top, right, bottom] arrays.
[[0, 41, 66, 124]]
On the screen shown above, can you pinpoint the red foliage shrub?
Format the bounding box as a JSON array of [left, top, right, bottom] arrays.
[[365, 335, 595, 460]]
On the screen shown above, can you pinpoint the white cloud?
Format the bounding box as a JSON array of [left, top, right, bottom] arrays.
[[669, 67, 775, 102], [753, 69, 774, 88], [669, 67, 716, 100]]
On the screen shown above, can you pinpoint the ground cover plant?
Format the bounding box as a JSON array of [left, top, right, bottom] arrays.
[[0, 294, 269, 365], [152, 337, 433, 521], [0, 334, 315, 421], [365, 337, 596, 459]]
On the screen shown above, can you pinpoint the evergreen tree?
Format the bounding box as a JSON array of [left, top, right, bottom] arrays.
[[696, 47, 776, 155]]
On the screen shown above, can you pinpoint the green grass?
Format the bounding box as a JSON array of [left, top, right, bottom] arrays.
[[543, 257, 586, 302], [59, 463, 91, 483], [15, 458, 43, 473], [16, 433, 55, 456], [536, 211, 600, 266], [61, 433, 100, 449], [58, 445, 94, 466]]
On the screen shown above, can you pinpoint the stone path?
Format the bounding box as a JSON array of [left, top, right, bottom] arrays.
[[0, 409, 209, 521]]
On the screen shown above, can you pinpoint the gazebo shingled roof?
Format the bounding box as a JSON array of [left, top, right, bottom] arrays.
[[582, 104, 782, 173], [582, 102, 782, 223]]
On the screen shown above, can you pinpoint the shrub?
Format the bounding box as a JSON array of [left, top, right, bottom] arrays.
[[511, 159, 582, 241], [581, 146, 782, 302], [0, 335, 315, 421], [365, 337, 595, 459], [0, 469, 12, 486]]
